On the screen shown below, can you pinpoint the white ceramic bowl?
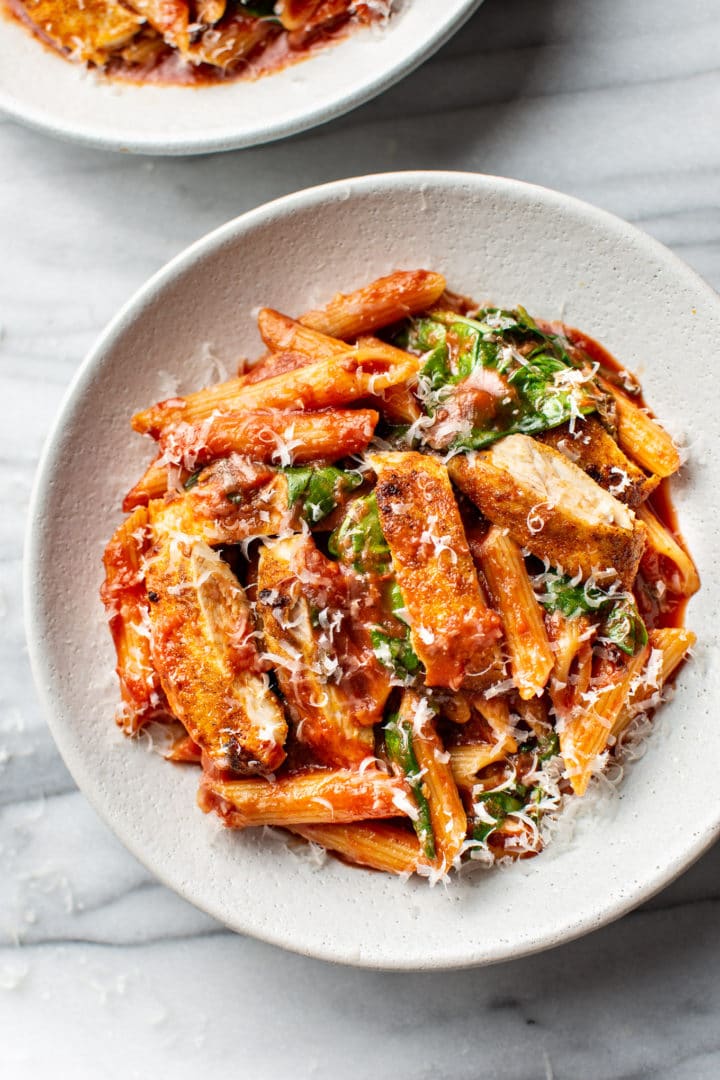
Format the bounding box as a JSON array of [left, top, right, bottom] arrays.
[[0, 1, 481, 154], [25, 172, 720, 970]]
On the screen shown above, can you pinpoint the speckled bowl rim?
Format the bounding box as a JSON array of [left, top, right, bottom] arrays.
[[25, 171, 720, 969], [0, 1, 482, 155]]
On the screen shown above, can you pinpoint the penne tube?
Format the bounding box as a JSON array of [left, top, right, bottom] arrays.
[[100, 506, 165, 733], [299, 269, 447, 341], [195, 0, 226, 23], [370, 451, 502, 690], [357, 335, 421, 425], [258, 309, 421, 375], [571, 640, 594, 705], [288, 822, 421, 875], [257, 309, 348, 359], [187, 10, 274, 66], [560, 644, 651, 795], [545, 611, 595, 719], [600, 379, 682, 478], [238, 348, 316, 383], [132, 347, 418, 438], [276, 0, 325, 30], [546, 612, 591, 689], [160, 407, 377, 468], [392, 691, 467, 870], [472, 695, 519, 751], [636, 502, 700, 596], [648, 626, 696, 677], [124, 453, 179, 510], [199, 768, 409, 828], [479, 526, 554, 700], [147, 538, 288, 775], [166, 733, 202, 764], [123, 0, 189, 49], [123, 408, 378, 510], [449, 743, 512, 788], [611, 627, 696, 739]]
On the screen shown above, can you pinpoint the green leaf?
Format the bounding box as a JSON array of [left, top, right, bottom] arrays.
[[472, 783, 528, 844], [396, 305, 603, 451], [329, 493, 392, 574], [603, 596, 648, 656], [537, 573, 609, 618], [283, 465, 362, 525], [370, 627, 420, 678], [538, 571, 648, 656], [284, 467, 312, 506], [183, 468, 202, 491], [239, 1, 279, 17], [384, 713, 435, 860], [389, 581, 407, 617], [518, 730, 560, 761]]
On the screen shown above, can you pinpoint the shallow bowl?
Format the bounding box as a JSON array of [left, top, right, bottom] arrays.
[[0, 1, 481, 154], [25, 171, 720, 969]]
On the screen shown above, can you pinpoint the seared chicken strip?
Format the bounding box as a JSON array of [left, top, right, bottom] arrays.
[[449, 433, 646, 587], [539, 416, 659, 509], [370, 451, 502, 690], [256, 534, 385, 768], [147, 539, 287, 775], [16, 0, 142, 64]]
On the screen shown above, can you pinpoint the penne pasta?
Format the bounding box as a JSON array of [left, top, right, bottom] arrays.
[[185, 12, 274, 68], [132, 346, 417, 439], [390, 691, 467, 871], [299, 269, 447, 341], [100, 505, 165, 733], [357, 335, 422, 425], [166, 732, 202, 764], [257, 309, 348, 360], [123, 408, 378, 509], [123, 0, 188, 49], [449, 743, 509, 787], [636, 502, 700, 596], [600, 379, 682, 478], [472, 696, 519, 750], [288, 822, 421, 876], [258, 309, 421, 382], [479, 526, 554, 701], [611, 627, 696, 739], [545, 611, 595, 719], [199, 767, 409, 828], [560, 644, 651, 795], [276, 0, 326, 31]]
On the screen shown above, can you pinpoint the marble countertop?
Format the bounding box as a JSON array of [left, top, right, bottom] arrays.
[[2, 0, 719, 1076]]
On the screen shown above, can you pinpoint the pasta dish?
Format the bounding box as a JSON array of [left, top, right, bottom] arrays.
[[5, 1, 391, 83], [101, 269, 698, 880]]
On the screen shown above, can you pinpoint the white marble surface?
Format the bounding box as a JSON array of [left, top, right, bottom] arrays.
[[1, 0, 720, 1076]]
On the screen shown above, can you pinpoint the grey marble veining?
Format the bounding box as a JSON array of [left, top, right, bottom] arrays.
[[1, 0, 719, 1076]]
